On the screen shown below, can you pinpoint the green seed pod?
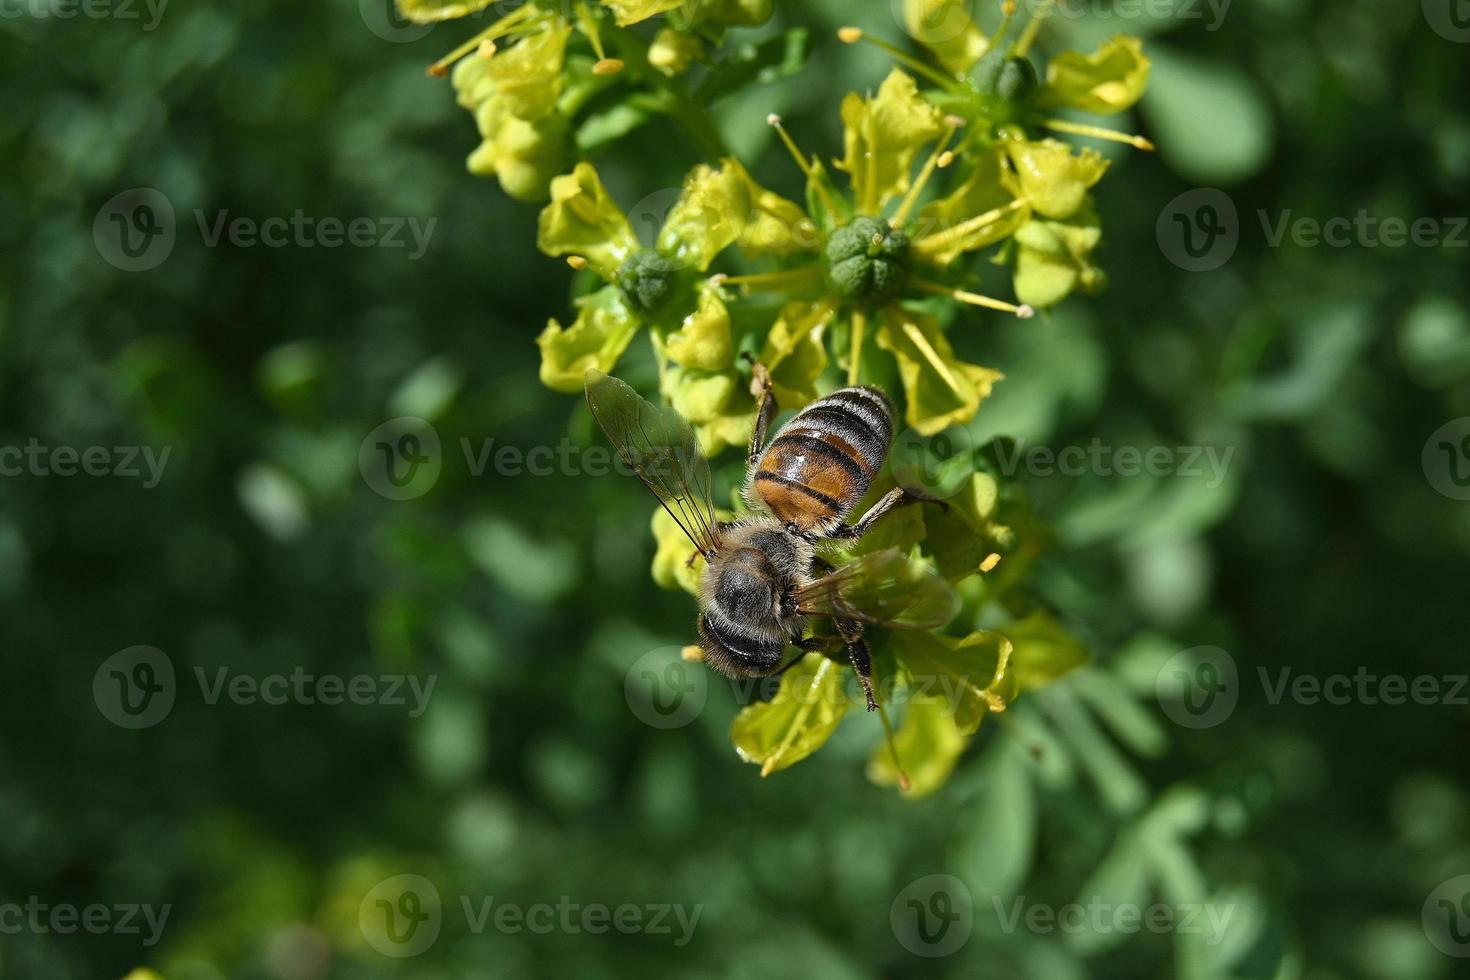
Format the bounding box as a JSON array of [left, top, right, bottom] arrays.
[[971, 49, 1039, 104], [616, 251, 686, 318], [824, 216, 911, 306]]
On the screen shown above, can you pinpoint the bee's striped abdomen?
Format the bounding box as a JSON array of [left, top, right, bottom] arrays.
[[753, 386, 893, 533]]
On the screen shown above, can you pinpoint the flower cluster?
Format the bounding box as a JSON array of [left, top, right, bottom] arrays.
[[404, 0, 779, 199], [409, 1, 1152, 792]]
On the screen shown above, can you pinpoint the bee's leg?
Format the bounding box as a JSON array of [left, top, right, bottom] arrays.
[[828, 487, 909, 541], [744, 355, 778, 466], [834, 618, 879, 712]]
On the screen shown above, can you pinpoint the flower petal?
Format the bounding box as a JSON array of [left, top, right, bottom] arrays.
[[902, 0, 988, 75], [396, 0, 496, 24], [655, 284, 735, 371], [599, 0, 683, 27], [759, 300, 835, 409], [731, 655, 850, 775], [658, 162, 749, 272], [535, 287, 640, 392], [839, 69, 946, 215], [876, 308, 1003, 437], [1037, 35, 1150, 115], [487, 21, 571, 122], [537, 162, 638, 277], [1002, 134, 1109, 220], [912, 146, 1025, 265], [1012, 202, 1104, 309]]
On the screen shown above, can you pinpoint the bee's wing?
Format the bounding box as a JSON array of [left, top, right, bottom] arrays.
[[794, 549, 960, 630], [585, 369, 722, 557]]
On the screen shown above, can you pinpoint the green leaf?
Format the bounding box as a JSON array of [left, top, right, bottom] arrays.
[[903, 0, 988, 76], [695, 28, 810, 104], [962, 738, 1036, 895], [890, 630, 1015, 735], [1004, 611, 1089, 690], [537, 162, 638, 278], [875, 308, 1003, 437], [395, 0, 496, 24], [867, 693, 968, 797], [1037, 35, 1151, 115], [1141, 48, 1273, 184], [839, 69, 946, 215], [535, 287, 639, 393], [731, 655, 850, 775]]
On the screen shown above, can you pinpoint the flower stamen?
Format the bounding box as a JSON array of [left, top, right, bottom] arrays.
[[1041, 117, 1155, 151], [891, 116, 965, 229], [836, 26, 961, 91], [426, 3, 536, 78], [767, 114, 840, 218], [912, 277, 1034, 319]]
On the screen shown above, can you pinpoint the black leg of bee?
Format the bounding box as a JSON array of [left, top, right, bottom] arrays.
[[828, 487, 910, 541], [744, 357, 777, 466], [833, 618, 878, 711]]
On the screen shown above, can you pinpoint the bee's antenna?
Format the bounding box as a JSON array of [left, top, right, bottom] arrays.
[[875, 700, 912, 792]]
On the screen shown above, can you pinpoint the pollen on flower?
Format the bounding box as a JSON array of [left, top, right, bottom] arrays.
[[980, 553, 1002, 573], [477, 39, 496, 59], [838, 27, 863, 44], [765, 113, 781, 127], [1016, 305, 1035, 319], [937, 151, 955, 168], [593, 58, 625, 76], [566, 256, 588, 271], [426, 64, 448, 78]]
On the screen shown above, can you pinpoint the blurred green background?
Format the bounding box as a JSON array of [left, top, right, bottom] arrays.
[[3, 0, 1469, 978]]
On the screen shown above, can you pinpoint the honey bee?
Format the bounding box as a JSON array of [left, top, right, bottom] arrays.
[[585, 366, 958, 712]]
